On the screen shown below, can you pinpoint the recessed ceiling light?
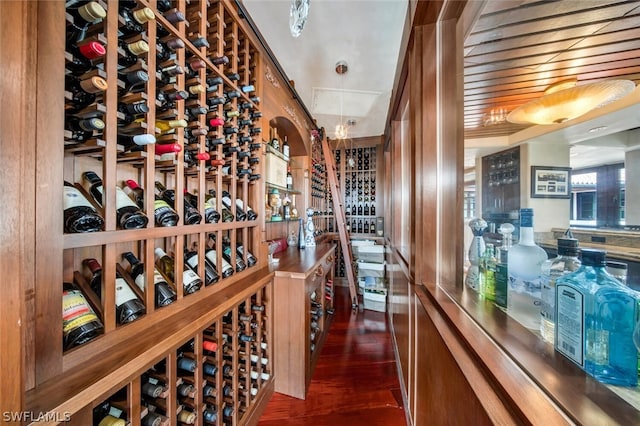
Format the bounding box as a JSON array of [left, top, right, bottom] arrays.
[[588, 126, 608, 133]]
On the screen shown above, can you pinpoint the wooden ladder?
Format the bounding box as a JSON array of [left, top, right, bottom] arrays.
[[320, 136, 358, 309]]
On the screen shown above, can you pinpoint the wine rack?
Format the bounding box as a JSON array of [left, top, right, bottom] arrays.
[[62, 0, 263, 351], [310, 133, 333, 236], [85, 282, 272, 426], [22, 0, 285, 423]]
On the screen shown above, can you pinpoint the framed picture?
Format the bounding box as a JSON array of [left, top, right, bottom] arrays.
[[530, 166, 571, 199]]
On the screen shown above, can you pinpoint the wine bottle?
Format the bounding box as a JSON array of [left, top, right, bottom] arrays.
[[184, 150, 210, 168], [122, 252, 176, 307], [156, 64, 183, 87], [282, 136, 290, 158], [286, 166, 293, 190], [65, 116, 105, 143], [63, 181, 104, 233], [65, 74, 107, 112], [221, 191, 247, 221], [184, 190, 220, 223], [82, 171, 149, 229], [155, 181, 201, 225], [156, 37, 184, 62], [66, 1, 106, 25], [118, 69, 149, 95], [205, 247, 234, 279], [154, 248, 175, 283], [118, 133, 156, 151], [206, 192, 234, 222], [211, 55, 229, 66], [63, 282, 104, 350], [117, 4, 155, 37], [185, 248, 220, 285], [222, 239, 246, 272], [83, 258, 146, 325], [154, 118, 187, 134], [154, 142, 182, 156], [118, 39, 149, 68], [118, 101, 149, 127], [236, 244, 257, 267]]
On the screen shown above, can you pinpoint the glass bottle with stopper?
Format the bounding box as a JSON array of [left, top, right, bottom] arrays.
[[465, 218, 487, 292]]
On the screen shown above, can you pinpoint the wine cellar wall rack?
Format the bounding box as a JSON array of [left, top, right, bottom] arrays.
[[16, 0, 318, 423]]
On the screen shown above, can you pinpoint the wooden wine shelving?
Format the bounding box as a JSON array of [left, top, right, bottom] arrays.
[[8, 0, 321, 424]]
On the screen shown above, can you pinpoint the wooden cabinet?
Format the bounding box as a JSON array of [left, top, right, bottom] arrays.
[[271, 243, 336, 399], [481, 146, 521, 235]]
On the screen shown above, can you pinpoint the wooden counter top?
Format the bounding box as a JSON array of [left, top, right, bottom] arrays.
[[270, 242, 336, 279]]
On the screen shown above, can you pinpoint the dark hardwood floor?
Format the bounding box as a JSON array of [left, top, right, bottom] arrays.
[[259, 285, 407, 425]]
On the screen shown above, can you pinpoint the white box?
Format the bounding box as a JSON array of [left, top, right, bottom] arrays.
[[357, 260, 385, 279], [357, 245, 384, 263], [265, 152, 287, 187], [351, 239, 375, 257], [363, 288, 387, 312]]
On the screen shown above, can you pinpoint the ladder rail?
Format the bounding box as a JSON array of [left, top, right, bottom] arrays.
[[320, 137, 358, 308]]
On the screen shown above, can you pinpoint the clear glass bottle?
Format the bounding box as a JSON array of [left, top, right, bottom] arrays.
[[465, 218, 487, 292], [494, 223, 514, 309], [507, 208, 548, 330], [556, 248, 640, 386], [540, 236, 580, 343]]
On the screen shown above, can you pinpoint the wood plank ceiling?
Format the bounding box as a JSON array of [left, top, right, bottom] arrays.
[[464, 0, 640, 139]]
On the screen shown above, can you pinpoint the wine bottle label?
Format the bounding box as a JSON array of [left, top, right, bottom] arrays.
[[108, 406, 124, 419], [134, 274, 145, 291], [64, 186, 96, 210], [154, 199, 174, 212], [115, 277, 139, 307], [183, 268, 201, 285], [115, 186, 141, 209], [62, 289, 101, 334], [186, 255, 199, 269]]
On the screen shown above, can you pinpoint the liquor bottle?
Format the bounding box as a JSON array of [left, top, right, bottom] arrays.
[[357, 204, 363, 216], [556, 249, 640, 386], [63, 181, 104, 233], [63, 282, 103, 350], [371, 203, 376, 216], [82, 171, 149, 229], [185, 248, 220, 285], [286, 166, 293, 190], [65, 74, 107, 112], [298, 218, 306, 249], [539, 236, 580, 344], [363, 202, 370, 216], [479, 243, 497, 301], [83, 258, 146, 325], [122, 252, 176, 308], [507, 208, 548, 330], [369, 220, 376, 234], [65, 116, 105, 143], [205, 247, 234, 278], [494, 223, 514, 309]]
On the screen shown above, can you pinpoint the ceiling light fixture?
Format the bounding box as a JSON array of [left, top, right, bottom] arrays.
[[289, 0, 310, 38], [334, 60, 350, 140], [507, 78, 636, 125], [483, 107, 508, 126]]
